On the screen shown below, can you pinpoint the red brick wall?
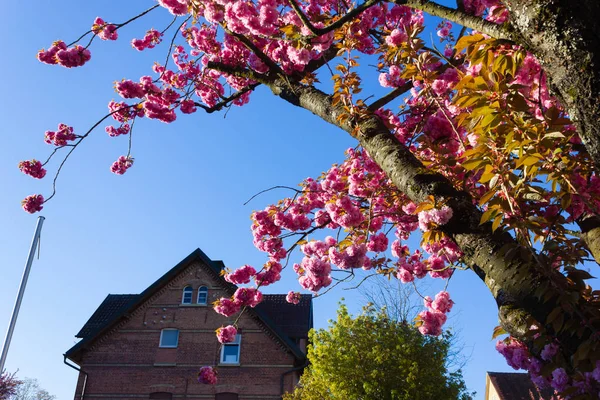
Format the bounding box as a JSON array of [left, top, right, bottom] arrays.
[[72, 261, 302, 400]]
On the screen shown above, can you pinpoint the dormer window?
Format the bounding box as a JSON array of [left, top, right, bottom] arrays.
[[197, 286, 208, 305], [182, 286, 193, 304]]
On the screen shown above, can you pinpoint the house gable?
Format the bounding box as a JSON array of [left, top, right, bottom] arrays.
[[66, 248, 309, 364]]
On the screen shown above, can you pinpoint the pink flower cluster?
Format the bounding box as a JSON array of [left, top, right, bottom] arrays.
[[18, 160, 47, 179], [132, 29, 163, 51], [197, 366, 217, 385], [255, 260, 282, 286], [44, 123, 77, 146], [92, 17, 118, 41], [105, 123, 130, 137], [418, 206, 453, 232], [110, 156, 134, 175], [232, 287, 262, 307], [38, 41, 91, 68], [417, 291, 453, 336], [216, 325, 237, 344], [295, 256, 332, 292], [213, 298, 240, 317], [436, 21, 452, 38], [286, 291, 301, 305], [159, 0, 189, 16], [224, 265, 256, 285], [496, 337, 531, 370], [21, 194, 44, 214]]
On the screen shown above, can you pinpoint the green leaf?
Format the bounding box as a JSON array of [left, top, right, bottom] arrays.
[[491, 325, 507, 340]]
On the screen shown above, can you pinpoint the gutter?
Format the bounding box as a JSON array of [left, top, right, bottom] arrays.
[[64, 355, 88, 400], [279, 360, 309, 398]]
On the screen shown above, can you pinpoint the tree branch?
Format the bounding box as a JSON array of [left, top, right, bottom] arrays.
[[397, 0, 516, 41]]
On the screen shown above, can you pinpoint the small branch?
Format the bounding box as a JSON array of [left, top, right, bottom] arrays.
[[225, 30, 282, 74], [195, 83, 260, 113], [243, 185, 303, 205], [367, 81, 413, 111], [288, 0, 383, 38]]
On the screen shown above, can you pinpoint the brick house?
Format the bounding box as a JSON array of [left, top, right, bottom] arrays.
[[485, 372, 557, 400], [64, 248, 313, 400]]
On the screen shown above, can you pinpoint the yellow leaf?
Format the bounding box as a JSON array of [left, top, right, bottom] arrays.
[[479, 189, 497, 205], [492, 215, 503, 232]]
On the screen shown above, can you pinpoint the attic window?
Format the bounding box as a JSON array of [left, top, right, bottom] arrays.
[[220, 334, 241, 364], [182, 286, 193, 304], [159, 329, 179, 348], [197, 286, 208, 305]]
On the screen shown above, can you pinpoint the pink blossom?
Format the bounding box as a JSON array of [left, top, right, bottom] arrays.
[[116, 80, 145, 99], [255, 260, 282, 286], [225, 265, 256, 285], [540, 342, 559, 361], [197, 366, 218, 384], [216, 325, 237, 344], [213, 298, 240, 317], [233, 287, 262, 307], [431, 291, 453, 313], [37, 41, 67, 65], [110, 156, 134, 175], [18, 160, 46, 179], [286, 291, 301, 304], [385, 29, 408, 47], [131, 29, 163, 51], [180, 99, 197, 114], [45, 123, 77, 146], [551, 368, 569, 392], [495, 338, 530, 370], [418, 310, 446, 336], [92, 17, 118, 41], [21, 194, 44, 214], [105, 124, 130, 137], [367, 232, 388, 253], [436, 21, 452, 38], [55, 45, 92, 68], [158, 0, 189, 16], [418, 206, 453, 232]]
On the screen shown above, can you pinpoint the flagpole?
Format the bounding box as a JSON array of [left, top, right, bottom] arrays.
[[0, 216, 45, 372]]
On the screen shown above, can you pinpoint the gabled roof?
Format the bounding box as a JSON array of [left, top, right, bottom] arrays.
[[65, 248, 311, 364], [76, 294, 139, 338], [487, 372, 557, 400]]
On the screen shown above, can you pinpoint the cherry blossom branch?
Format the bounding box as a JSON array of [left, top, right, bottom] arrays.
[[45, 104, 139, 202], [397, 0, 516, 41], [67, 4, 160, 47], [287, 0, 383, 38], [243, 185, 303, 205], [194, 83, 260, 113]]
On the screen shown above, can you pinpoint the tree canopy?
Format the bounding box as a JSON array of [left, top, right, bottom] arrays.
[[19, 0, 600, 397], [284, 304, 472, 400]]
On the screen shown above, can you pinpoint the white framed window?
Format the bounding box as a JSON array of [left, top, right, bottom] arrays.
[[182, 286, 193, 304], [197, 286, 208, 305], [220, 334, 241, 364], [159, 329, 179, 348]]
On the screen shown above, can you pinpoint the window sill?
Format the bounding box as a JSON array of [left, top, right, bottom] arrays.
[[219, 363, 240, 367], [179, 304, 208, 307], [154, 363, 177, 367]]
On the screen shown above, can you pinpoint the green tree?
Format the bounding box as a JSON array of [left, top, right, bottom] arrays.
[[285, 304, 472, 400]]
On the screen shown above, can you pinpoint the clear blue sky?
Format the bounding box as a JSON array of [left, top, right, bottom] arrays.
[[0, 1, 516, 398]]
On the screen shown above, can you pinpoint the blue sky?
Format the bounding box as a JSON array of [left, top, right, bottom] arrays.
[[0, 1, 516, 398]]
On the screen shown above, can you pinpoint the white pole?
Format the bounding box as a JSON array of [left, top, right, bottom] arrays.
[[0, 216, 45, 372]]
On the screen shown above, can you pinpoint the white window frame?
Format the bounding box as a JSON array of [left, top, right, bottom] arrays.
[[182, 286, 193, 304], [197, 286, 209, 305], [220, 334, 241, 365], [159, 329, 179, 348]]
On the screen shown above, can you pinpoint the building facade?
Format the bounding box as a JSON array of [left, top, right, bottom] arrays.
[[65, 249, 312, 400]]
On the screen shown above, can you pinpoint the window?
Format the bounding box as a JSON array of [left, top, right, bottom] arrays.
[[159, 329, 179, 348], [182, 286, 193, 304], [215, 394, 238, 400], [197, 286, 208, 305], [220, 334, 241, 364], [149, 393, 172, 399]]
